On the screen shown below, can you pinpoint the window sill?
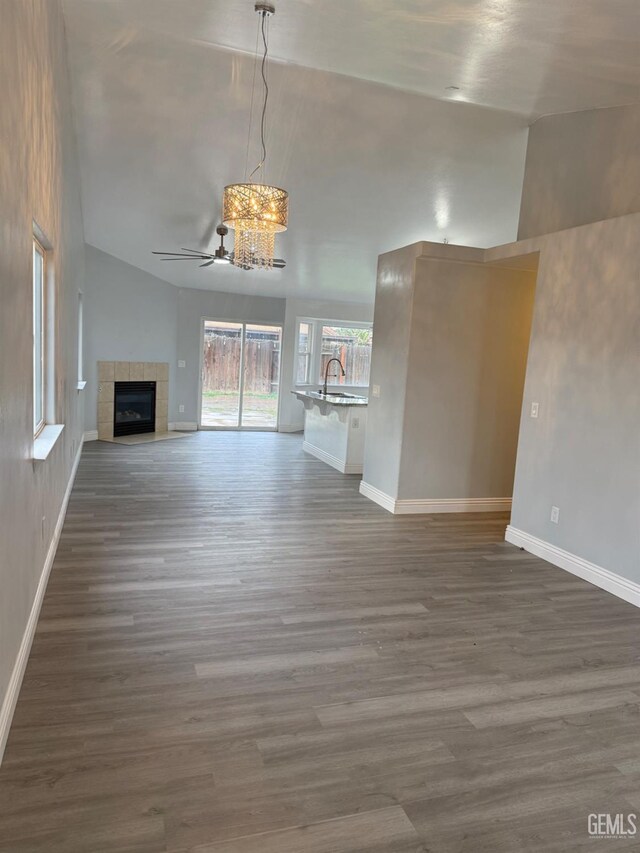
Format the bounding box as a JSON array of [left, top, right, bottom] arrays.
[[77, 380, 87, 391], [33, 424, 65, 461]]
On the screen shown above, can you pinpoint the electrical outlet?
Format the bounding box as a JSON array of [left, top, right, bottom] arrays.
[[178, 360, 186, 368], [179, 404, 185, 413], [530, 402, 539, 418], [550, 505, 560, 524], [372, 384, 380, 398], [352, 417, 359, 429]]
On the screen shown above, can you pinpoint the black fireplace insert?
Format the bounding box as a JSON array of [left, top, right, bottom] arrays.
[[114, 381, 156, 436]]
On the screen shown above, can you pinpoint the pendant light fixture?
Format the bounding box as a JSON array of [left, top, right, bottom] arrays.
[[223, 2, 289, 270]]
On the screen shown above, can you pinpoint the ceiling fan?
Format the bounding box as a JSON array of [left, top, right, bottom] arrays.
[[152, 225, 286, 270]]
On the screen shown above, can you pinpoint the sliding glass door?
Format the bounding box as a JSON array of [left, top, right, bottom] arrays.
[[200, 319, 281, 430]]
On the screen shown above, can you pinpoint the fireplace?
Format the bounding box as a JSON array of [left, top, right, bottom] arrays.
[[114, 381, 157, 436]]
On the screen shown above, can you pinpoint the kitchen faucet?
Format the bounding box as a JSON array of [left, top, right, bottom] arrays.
[[322, 358, 346, 395]]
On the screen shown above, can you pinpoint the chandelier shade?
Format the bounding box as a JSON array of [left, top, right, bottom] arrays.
[[223, 183, 289, 234]]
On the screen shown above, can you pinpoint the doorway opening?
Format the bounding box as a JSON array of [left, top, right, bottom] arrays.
[[199, 319, 282, 430]]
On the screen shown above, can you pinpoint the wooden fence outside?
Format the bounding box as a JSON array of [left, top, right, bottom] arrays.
[[320, 343, 372, 386], [203, 334, 372, 394], [203, 334, 280, 394]]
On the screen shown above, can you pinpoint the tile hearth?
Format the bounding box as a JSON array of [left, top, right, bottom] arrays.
[[97, 361, 169, 441]]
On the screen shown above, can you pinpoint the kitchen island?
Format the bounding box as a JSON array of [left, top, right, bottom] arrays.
[[292, 390, 368, 474]]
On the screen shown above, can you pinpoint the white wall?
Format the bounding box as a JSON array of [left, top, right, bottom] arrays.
[[279, 298, 375, 431], [84, 245, 178, 432], [518, 103, 640, 240], [0, 1, 85, 758]]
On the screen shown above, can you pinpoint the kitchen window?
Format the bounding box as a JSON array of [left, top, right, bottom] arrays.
[[318, 325, 373, 387], [296, 321, 313, 384], [295, 318, 373, 388]]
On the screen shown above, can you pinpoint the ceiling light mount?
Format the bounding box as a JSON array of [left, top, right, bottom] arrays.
[[254, 3, 275, 17]]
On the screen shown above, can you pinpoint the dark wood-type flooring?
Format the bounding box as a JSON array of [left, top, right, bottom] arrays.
[[1, 432, 639, 852]]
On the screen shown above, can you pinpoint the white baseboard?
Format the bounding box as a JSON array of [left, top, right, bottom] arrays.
[[0, 437, 84, 765], [505, 526, 640, 609], [169, 422, 198, 432], [359, 481, 511, 514], [302, 441, 363, 474], [83, 430, 98, 442], [395, 497, 511, 514], [359, 481, 397, 512], [278, 424, 304, 433]]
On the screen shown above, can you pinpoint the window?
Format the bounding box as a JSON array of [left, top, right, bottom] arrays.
[[33, 238, 45, 435], [77, 291, 85, 386], [294, 318, 373, 388], [318, 325, 373, 387], [296, 322, 313, 384], [31, 228, 63, 459]]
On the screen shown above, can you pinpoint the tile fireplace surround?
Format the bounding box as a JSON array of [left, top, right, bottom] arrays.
[[97, 361, 169, 441]]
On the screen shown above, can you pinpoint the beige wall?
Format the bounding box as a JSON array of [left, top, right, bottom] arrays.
[[504, 213, 640, 582], [518, 103, 640, 240], [398, 258, 536, 500], [0, 1, 85, 755], [362, 244, 422, 497], [363, 242, 536, 503]]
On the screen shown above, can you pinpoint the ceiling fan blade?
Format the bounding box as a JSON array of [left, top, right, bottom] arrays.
[[153, 251, 208, 257], [199, 260, 215, 267], [273, 259, 286, 268], [180, 247, 210, 256]]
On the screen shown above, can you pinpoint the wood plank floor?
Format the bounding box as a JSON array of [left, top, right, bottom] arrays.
[[1, 432, 639, 852]]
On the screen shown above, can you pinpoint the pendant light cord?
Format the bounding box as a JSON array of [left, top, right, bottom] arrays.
[[249, 11, 270, 181], [243, 20, 261, 182]]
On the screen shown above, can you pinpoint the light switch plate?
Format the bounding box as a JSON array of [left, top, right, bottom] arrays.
[[179, 404, 185, 413], [372, 384, 380, 398], [530, 402, 539, 418], [550, 505, 560, 524], [178, 360, 186, 368]]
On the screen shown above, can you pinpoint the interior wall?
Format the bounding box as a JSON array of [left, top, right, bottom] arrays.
[[362, 245, 423, 498], [279, 298, 374, 431], [397, 258, 536, 500], [508, 213, 640, 583], [518, 103, 640, 240], [83, 245, 178, 432], [0, 0, 85, 755], [362, 243, 536, 504]]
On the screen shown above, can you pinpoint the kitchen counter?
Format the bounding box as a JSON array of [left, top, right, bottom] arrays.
[[293, 390, 368, 407], [292, 390, 368, 474]]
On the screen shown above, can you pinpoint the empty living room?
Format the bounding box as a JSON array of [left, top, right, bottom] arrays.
[[1, 1, 639, 851]]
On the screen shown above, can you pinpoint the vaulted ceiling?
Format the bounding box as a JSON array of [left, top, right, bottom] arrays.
[[62, 0, 640, 301]]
